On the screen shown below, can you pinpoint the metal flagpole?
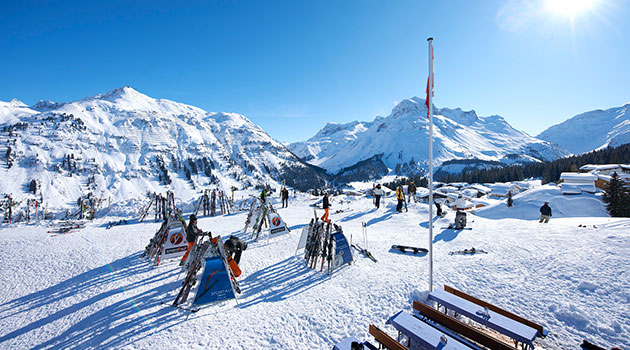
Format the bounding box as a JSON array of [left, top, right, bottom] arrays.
[[427, 37, 434, 292]]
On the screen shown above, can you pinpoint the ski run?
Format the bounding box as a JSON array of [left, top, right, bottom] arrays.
[[0, 183, 628, 349]]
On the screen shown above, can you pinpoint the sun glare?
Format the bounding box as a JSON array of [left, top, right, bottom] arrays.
[[545, 0, 598, 17]]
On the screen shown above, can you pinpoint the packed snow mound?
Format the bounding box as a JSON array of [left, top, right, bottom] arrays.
[[289, 97, 570, 175], [537, 102, 630, 154], [474, 184, 609, 220]]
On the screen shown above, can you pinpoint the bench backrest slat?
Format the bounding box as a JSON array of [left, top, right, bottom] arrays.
[[443, 285, 545, 336], [413, 301, 513, 350], [368, 324, 409, 350]]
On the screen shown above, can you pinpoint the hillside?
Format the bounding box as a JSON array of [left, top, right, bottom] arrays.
[[537, 102, 630, 155], [0, 87, 328, 213]]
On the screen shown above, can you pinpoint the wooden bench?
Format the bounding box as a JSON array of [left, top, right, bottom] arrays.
[[413, 300, 514, 350], [369, 324, 408, 350], [443, 285, 548, 338]]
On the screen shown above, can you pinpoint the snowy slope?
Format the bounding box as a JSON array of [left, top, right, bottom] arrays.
[[0, 191, 627, 349], [289, 97, 569, 175], [0, 87, 327, 212], [537, 102, 630, 155], [475, 184, 609, 220]]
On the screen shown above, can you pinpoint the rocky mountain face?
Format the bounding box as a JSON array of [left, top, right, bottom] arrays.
[[0, 87, 328, 210], [289, 97, 570, 178]]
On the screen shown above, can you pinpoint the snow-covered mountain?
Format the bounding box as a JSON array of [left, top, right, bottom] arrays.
[[0, 87, 327, 210], [537, 102, 630, 155], [289, 97, 570, 178]]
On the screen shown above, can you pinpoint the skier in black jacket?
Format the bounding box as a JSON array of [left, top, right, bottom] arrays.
[[224, 236, 248, 264], [281, 187, 289, 208], [539, 202, 552, 223], [180, 214, 208, 265]]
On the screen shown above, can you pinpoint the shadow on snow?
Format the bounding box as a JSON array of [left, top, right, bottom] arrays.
[[0, 252, 187, 350], [236, 256, 329, 309]]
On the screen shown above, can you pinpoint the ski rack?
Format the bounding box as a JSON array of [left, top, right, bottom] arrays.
[[172, 235, 241, 311], [301, 220, 353, 276]]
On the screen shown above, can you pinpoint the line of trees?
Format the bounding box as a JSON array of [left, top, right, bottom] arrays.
[[438, 143, 630, 184]]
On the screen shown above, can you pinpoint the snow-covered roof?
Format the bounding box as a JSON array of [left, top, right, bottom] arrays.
[[560, 172, 597, 182], [488, 183, 521, 196], [561, 183, 596, 194], [579, 164, 630, 172], [449, 182, 469, 188], [597, 173, 630, 182], [435, 186, 459, 194], [460, 188, 479, 198], [469, 184, 492, 193]]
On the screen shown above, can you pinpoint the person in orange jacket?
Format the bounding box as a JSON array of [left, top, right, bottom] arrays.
[[321, 192, 331, 223]]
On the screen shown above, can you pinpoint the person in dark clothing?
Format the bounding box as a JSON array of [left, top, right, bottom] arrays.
[[373, 184, 383, 209], [180, 214, 207, 265], [539, 202, 552, 223], [321, 192, 331, 223], [435, 201, 442, 216], [281, 187, 289, 208], [223, 235, 248, 264], [408, 181, 417, 203]]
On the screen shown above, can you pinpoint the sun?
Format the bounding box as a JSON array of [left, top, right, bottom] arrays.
[[545, 0, 598, 18]]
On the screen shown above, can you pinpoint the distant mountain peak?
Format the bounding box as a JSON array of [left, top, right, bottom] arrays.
[[31, 99, 63, 111], [9, 98, 26, 107], [98, 86, 149, 101], [289, 97, 569, 175]]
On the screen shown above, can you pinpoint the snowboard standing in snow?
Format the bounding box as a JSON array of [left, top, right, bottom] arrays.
[[391, 245, 428, 254]]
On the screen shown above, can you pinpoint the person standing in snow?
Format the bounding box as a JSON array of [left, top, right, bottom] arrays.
[[281, 187, 289, 208], [539, 202, 552, 223], [454, 195, 467, 229], [396, 186, 404, 212], [260, 188, 268, 203], [408, 181, 417, 203], [180, 214, 208, 266], [373, 184, 384, 209], [435, 201, 443, 216], [321, 192, 331, 223]]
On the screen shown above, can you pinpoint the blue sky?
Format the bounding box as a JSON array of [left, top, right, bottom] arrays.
[[1, 0, 628, 143]]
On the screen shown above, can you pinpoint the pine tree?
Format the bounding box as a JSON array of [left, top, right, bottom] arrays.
[[507, 192, 513, 207], [602, 172, 630, 217]]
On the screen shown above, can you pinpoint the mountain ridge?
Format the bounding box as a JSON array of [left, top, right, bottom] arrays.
[[289, 97, 570, 176], [0, 87, 328, 211]]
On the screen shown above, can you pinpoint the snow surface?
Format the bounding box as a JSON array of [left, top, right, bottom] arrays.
[[0, 190, 628, 349]]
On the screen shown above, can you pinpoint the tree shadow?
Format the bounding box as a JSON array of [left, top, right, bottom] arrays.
[[236, 257, 329, 309], [0, 253, 187, 350]]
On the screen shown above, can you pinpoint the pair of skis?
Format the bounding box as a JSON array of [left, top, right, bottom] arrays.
[[304, 220, 333, 274], [351, 222, 377, 262]]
